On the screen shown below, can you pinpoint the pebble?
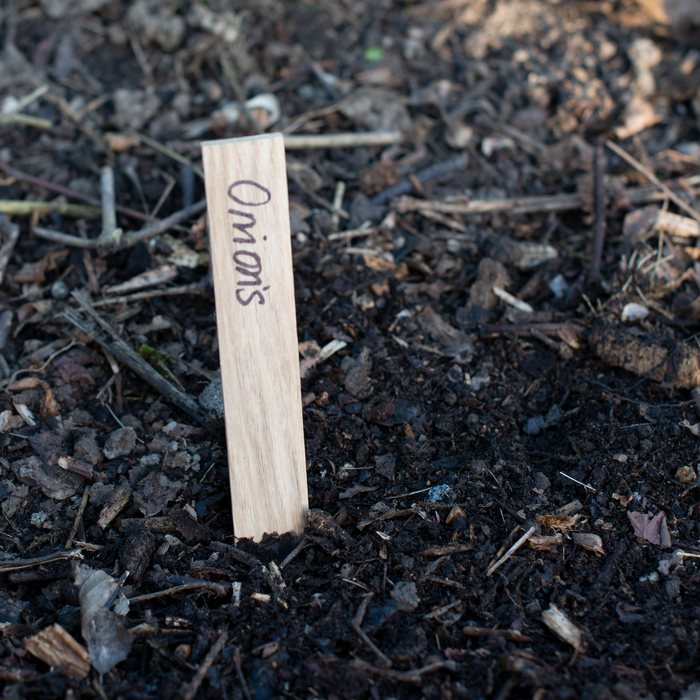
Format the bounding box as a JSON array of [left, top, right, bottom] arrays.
[[0, 310, 13, 349], [391, 581, 420, 612], [343, 347, 372, 396], [51, 281, 69, 299], [199, 379, 224, 422], [427, 484, 451, 502], [676, 465, 697, 483], [74, 431, 101, 465], [128, 0, 185, 51], [39, 0, 110, 19], [103, 427, 137, 459], [113, 89, 162, 131]]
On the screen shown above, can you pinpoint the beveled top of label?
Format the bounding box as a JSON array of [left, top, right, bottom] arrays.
[[201, 133, 284, 148]]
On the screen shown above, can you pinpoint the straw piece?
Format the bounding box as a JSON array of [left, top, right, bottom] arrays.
[[283, 130, 402, 150], [606, 139, 700, 224], [0, 200, 100, 217]]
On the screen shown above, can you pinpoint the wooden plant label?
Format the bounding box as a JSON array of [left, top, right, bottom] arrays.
[[202, 134, 308, 541]]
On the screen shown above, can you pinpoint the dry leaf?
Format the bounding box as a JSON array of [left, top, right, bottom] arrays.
[[339, 484, 380, 499], [6, 377, 43, 392], [528, 534, 564, 550], [612, 492, 634, 507], [535, 513, 584, 532], [627, 511, 671, 548], [25, 623, 90, 679], [541, 603, 584, 653], [58, 456, 94, 479], [74, 564, 131, 676], [571, 532, 604, 556], [680, 419, 700, 436]]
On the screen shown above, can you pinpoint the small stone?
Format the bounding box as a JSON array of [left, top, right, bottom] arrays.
[[524, 415, 546, 435], [147, 433, 172, 454], [89, 482, 115, 507], [39, 0, 111, 19], [0, 309, 13, 350], [30, 511, 49, 528], [199, 379, 224, 423], [120, 414, 143, 433], [74, 430, 101, 465], [128, 0, 185, 52], [103, 427, 137, 459], [391, 581, 420, 612], [112, 88, 161, 131], [676, 465, 697, 483], [534, 472, 551, 490], [343, 347, 372, 397], [107, 24, 128, 47], [51, 281, 69, 299]]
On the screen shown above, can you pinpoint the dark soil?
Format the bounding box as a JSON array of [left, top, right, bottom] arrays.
[[1, 1, 700, 699]]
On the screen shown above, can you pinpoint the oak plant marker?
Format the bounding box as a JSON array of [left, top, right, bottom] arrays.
[[202, 134, 308, 541]]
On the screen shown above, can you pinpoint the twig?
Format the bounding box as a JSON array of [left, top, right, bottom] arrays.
[[370, 152, 468, 206], [62, 291, 216, 432], [127, 129, 204, 179], [33, 226, 97, 249], [675, 551, 700, 559], [92, 677, 110, 700], [282, 92, 357, 135], [0, 216, 20, 284], [394, 176, 700, 217], [122, 199, 207, 247], [559, 471, 596, 492], [494, 678, 514, 700], [0, 85, 48, 118], [65, 485, 90, 550], [124, 19, 154, 86], [389, 486, 433, 499], [128, 581, 228, 603], [591, 137, 606, 279], [181, 630, 228, 700], [97, 165, 121, 250], [0, 339, 78, 391], [33, 199, 207, 251], [462, 625, 531, 642], [0, 200, 99, 217], [496, 122, 545, 154], [481, 322, 586, 339], [419, 544, 473, 557], [331, 180, 346, 229], [351, 594, 392, 667], [279, 536, 308, 569], [234, 647, 253, 700], [283, 130, 402, 150], [0, 549, 83, 573], [220, 51, 261, 136], [39, 82, 103, 145], [90, 284, 206, 308], [0, 114, 52, 128], [209, 542, 263, 568], [350, 657, 459, 684], [486, 525, 536, 577], [606, 140, 700, 223], [0, 161, 150, 221], [327, 224, 377, 241], [150, 171, 176, 220]]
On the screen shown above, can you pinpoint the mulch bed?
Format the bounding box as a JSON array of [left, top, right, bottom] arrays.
[[1, 1, 700, 698]]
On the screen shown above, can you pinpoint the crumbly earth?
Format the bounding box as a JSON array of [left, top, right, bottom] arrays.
[[0, 1, 699, 699]]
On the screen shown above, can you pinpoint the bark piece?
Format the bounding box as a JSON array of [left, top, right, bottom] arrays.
[[589, 321, 700, 389], [170, 507, 213, 543], [25, 623, 90, 679]]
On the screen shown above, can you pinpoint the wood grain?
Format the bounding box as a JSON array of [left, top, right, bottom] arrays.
[[202, 134, 308, 541]]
